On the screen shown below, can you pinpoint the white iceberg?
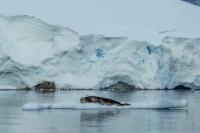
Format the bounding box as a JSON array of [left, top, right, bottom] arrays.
[[22, 99, 188, 111], [22, 103, 51, 110]]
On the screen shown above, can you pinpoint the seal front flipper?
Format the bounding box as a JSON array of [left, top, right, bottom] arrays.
[[121, 103, 131, 106]]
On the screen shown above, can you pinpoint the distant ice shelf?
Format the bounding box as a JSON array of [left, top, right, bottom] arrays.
[[0, 15, 200, 90]]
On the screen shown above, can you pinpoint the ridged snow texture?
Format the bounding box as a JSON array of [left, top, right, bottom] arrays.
[[0, 15, 200, 89]]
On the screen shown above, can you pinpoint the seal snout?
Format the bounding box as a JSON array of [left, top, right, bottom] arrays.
[[80, 97, 87, 103]]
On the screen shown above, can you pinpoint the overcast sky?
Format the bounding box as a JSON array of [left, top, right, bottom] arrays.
[[0, 0, 200, 39]]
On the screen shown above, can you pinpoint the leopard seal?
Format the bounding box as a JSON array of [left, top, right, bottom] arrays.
[[80, 96, 130, 106]]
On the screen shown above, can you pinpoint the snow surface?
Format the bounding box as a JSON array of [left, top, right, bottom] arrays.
[[0, 1, 200, 90], [1, 0, 200, 44], [22, 99, 188, 111]]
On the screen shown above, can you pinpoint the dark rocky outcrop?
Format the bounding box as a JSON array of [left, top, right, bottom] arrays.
[[173, 85, 191, 90], [182, 0, 200, 6], [101, 81, 137, 91], [34, 81, 56, 92]]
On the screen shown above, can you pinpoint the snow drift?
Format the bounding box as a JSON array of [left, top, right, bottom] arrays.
[[0, 14, 200, 90]]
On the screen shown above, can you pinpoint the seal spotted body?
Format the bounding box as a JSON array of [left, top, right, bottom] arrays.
[[80, 96, 130, 106]]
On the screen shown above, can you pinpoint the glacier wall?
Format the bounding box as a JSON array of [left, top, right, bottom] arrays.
[[0, 15, 200, 89]]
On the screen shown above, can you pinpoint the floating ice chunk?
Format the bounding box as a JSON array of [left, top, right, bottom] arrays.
[[22, 103, 51, 110], [51, 102, 108, 110], [22, 99, 187, 111], [0, 85, 17, 90], [130, 99, 188, 109]]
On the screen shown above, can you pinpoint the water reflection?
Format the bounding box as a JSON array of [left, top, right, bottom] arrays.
[[0, 90, 199, 133], [81, 110, 120, 122], [80, 110, 120, 133]]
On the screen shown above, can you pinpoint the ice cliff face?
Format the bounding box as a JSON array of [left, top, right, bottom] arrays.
[[0, 15, 200, 89], [0, 15, 80, 89]]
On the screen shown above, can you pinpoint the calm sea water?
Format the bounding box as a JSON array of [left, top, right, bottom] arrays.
[[0, 90, 199, 133]]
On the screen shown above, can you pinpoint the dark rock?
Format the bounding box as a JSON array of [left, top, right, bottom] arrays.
[[101, 81, 137, 91], [173, 85, 191, 90], [34, 81, 56, 92], [182, 0, 200, 6]]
